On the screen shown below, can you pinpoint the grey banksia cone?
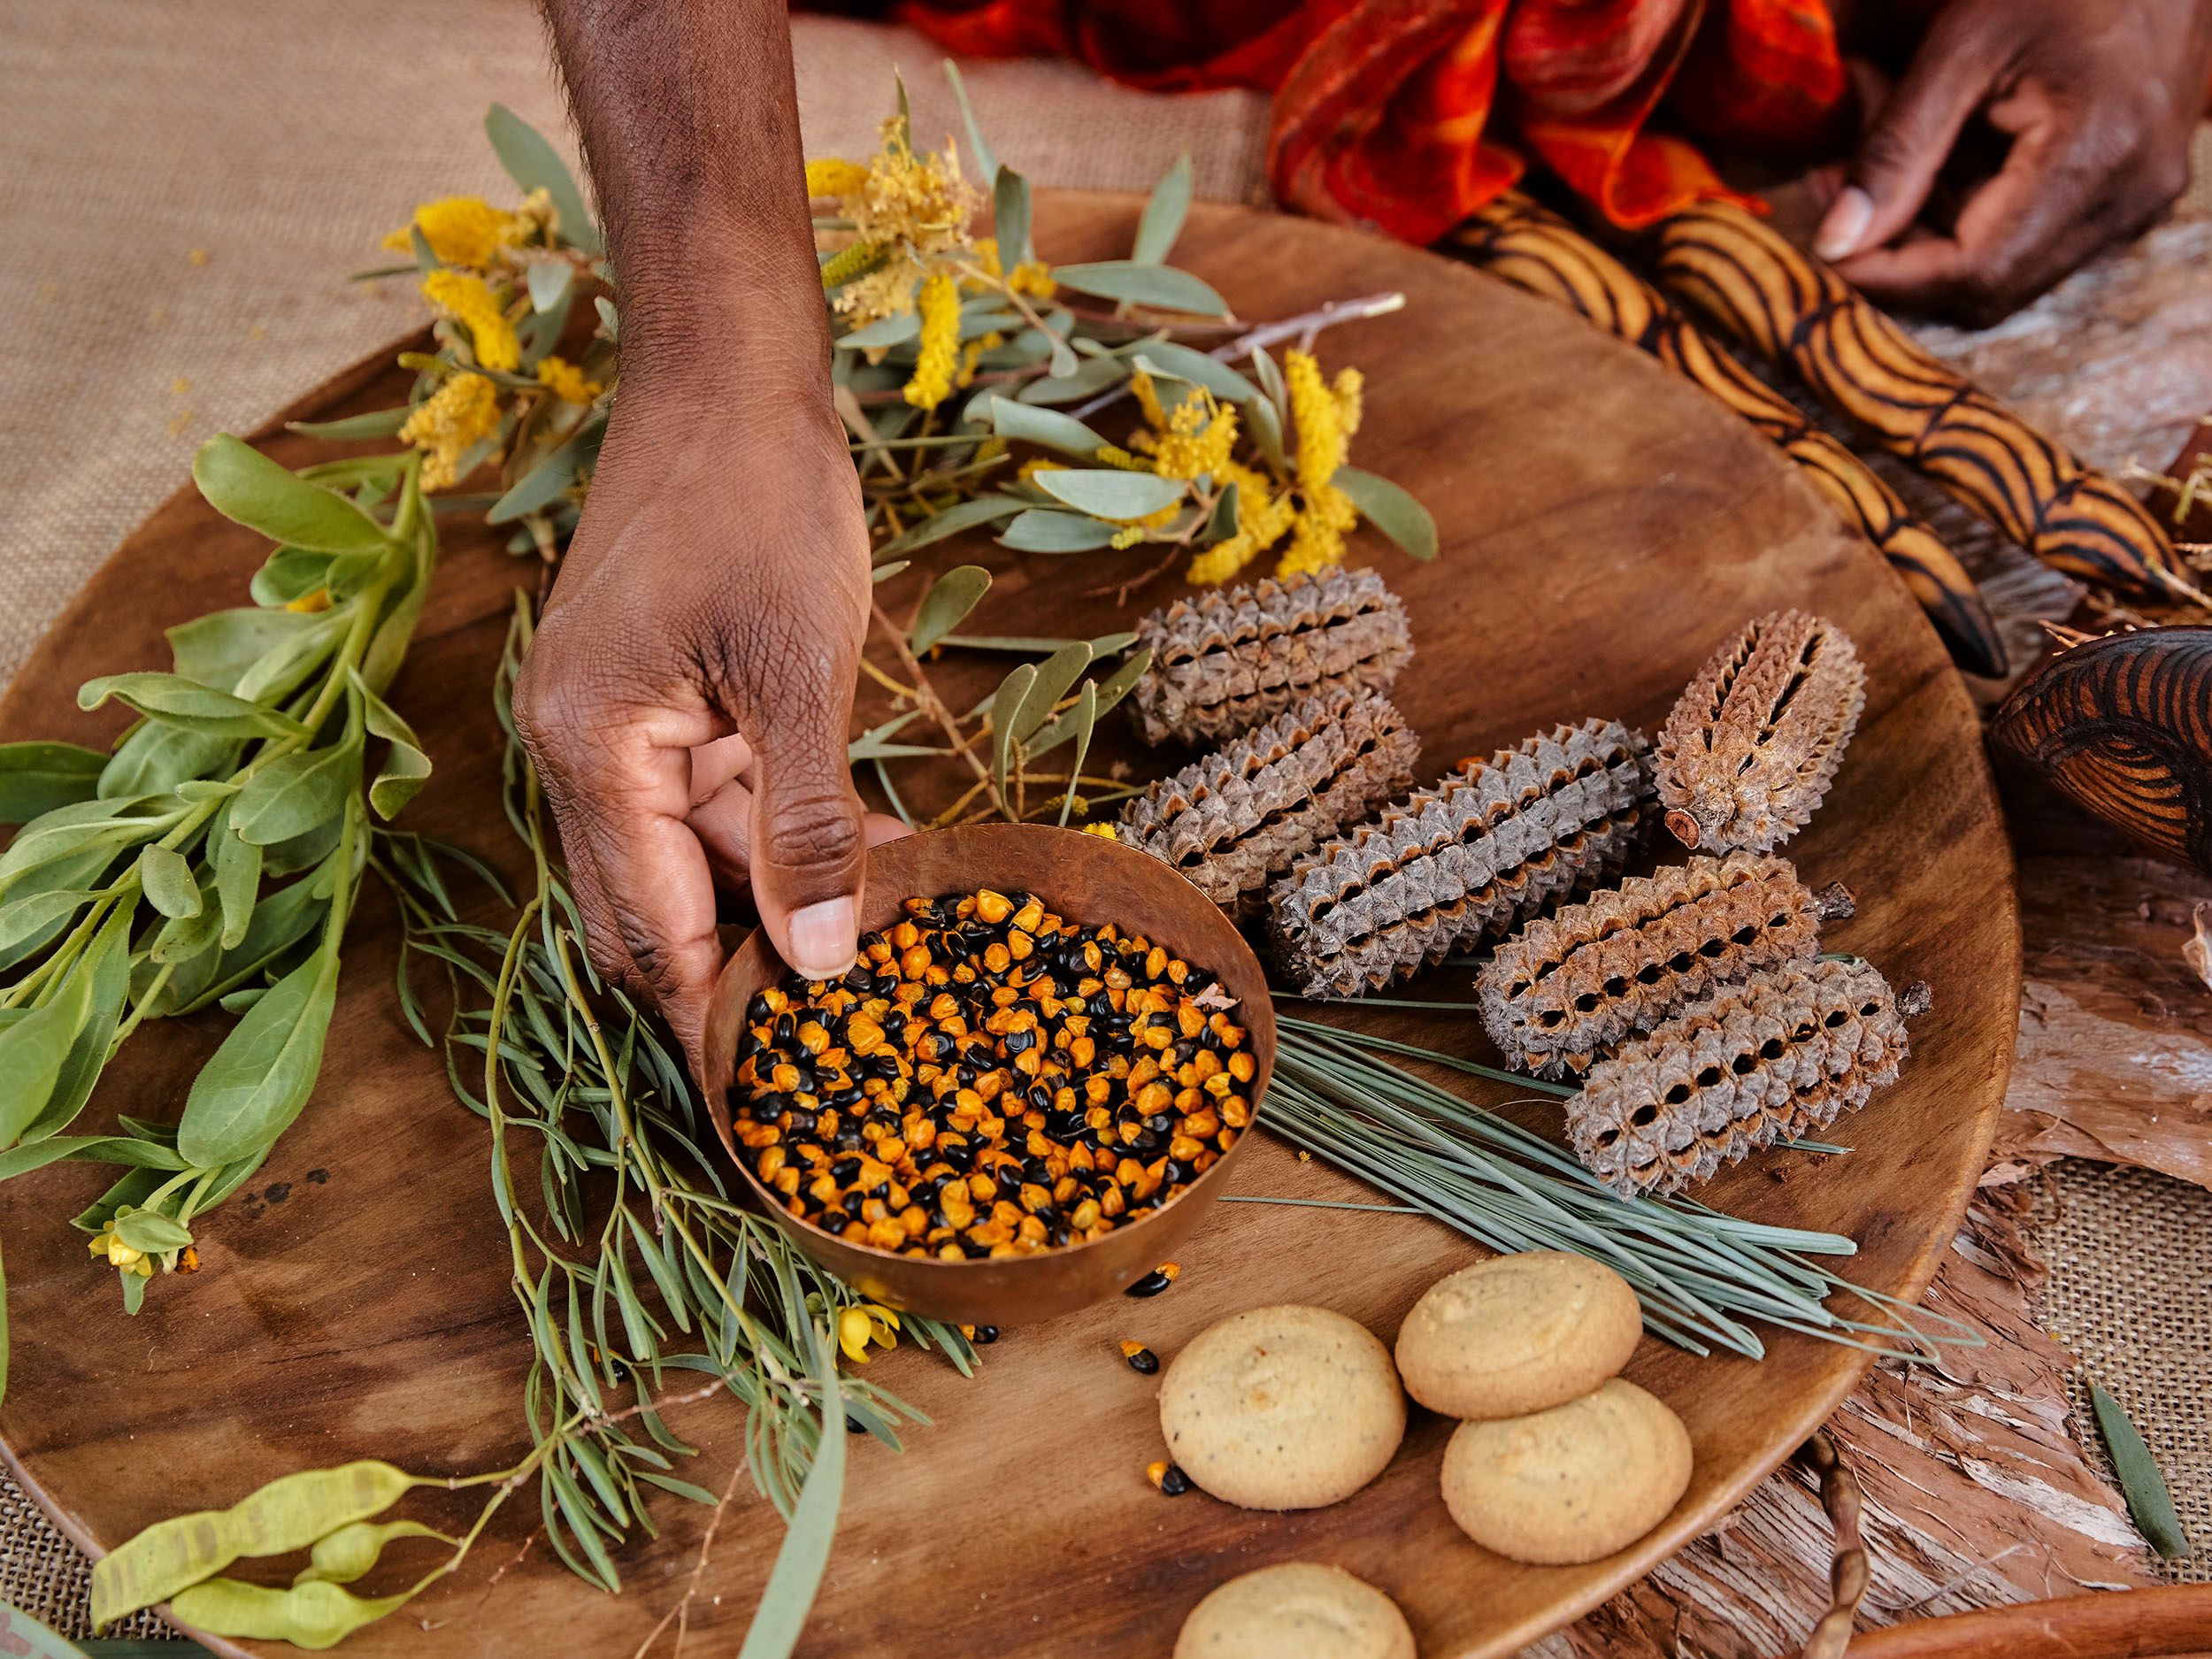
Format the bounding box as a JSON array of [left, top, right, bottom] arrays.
[[1479, 852, 1851, 1079], [1128, 566, 1412, 748], [1567, 956, 1914, 1196], [1268, 718, 1655, 998], [1119, 687, 1419, 913], [1656, 611, 1865, 853]]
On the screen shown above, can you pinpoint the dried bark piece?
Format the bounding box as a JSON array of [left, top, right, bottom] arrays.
[[1568, 958, 1909, 1196], [1479, 852, 1839, 1079], [1128, 566, 1412, 747], [1657, 611, 1866, 853], [1119, 688, 1420, 913], [1269, 718, 1655, 998]]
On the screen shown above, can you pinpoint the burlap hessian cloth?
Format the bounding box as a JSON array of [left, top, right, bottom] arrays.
[[3, 0, 2207, 1641]]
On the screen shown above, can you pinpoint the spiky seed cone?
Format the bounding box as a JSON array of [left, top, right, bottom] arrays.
[[1119, 688, 1420, 914], [1128, 566, 1413, 748], [1568, 958, 1909, 1196], [1478, 852, 1829, 1079], [1268, 718, 1655, 998], [1657, 611, 1866, 854]]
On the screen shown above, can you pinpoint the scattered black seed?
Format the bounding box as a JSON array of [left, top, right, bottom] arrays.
[[1159, 1463, 1191, 1496], [1122, 1344, 1160, 1375], [1125, 1270, 1173, 1299]]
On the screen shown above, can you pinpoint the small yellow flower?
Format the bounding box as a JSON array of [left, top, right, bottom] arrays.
[[1080, 822, 1119, 840], [421, 270, 519, 373], [903, 272, 961, 411], [836, 1302, 902, 1364], [400, 373, 502, 491], [534, 355, 602, 406], [384, 196, 525, 270], [805, 157, 871, 199], [286, 588, 332, 614], [88, 1227, 153, 1278]]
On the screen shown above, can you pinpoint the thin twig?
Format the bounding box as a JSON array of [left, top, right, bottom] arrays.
[[1069, 291, 1407, 423]]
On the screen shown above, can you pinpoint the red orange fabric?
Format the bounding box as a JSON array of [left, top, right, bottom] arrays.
[[884, 0, 1850, 240]]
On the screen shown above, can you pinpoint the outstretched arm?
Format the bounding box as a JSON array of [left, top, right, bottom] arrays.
[[517, 0, 898, 1062]]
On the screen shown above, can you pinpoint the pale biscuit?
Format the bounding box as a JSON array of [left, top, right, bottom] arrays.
[[1440, 1378, 1693, 1564], [1159, 1304, 1406, 1509], [1394, 1250, 1642, 1419], [1174, 1563, 1415, 1659]]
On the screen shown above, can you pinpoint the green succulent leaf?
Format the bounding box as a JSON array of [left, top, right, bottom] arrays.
[[0, 742, 106, 825], [193, 435, 391, 556]]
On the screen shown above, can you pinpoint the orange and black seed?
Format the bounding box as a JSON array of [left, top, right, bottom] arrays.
[[1119, 1340, 1160, 1374], [1146, 1459, 1192, 1496], [730, 888, 1250, 1261]]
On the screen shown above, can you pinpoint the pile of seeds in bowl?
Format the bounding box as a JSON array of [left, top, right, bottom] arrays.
[[728, 887, 1254, 1258]]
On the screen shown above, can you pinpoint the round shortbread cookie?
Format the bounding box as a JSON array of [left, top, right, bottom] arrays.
[[1159, 1304, 1406, 1509], [1173, 1563, 1415, 1659], [1440, 1378, 1692, 1565], [1394, 1250, 1641, 1419]]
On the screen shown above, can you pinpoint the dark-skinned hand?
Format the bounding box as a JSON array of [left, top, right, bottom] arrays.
[[511, 386, 905, 1064], [1814, 0, 2212, 322]]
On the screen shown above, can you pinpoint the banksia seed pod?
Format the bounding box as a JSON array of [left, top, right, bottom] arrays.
[[1568, 957, 1909, 1196], [1128, 567, 1412, 748], [1657, 611, 1865, 853], [1479, 853, 1845, 1079], [1269, 718, 1654, 997], [1119, 688, 1420, 913]]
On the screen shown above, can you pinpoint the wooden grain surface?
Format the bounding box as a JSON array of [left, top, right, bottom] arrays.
[[0, 196, 2019, 1659]]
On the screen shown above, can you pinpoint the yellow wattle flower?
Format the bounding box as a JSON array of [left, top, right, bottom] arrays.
[[534, 356, 601, 406], [1148, 395, 1239, 483], [805, 157, 871, 199], [1276, 480, 1358, 579], [382, 196, 525, 270], [1284, 348, 1348, 492], [1333, 365, 1364, 439], [902, 272, 961, 411], [400, 373, 502, 491], [421, 270, 520, 373], [1007, 261, 1056, 300], [1079, 822, 1119, 840]]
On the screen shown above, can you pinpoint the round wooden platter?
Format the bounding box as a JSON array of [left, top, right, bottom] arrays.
[[0, 194, 2017, 1658]]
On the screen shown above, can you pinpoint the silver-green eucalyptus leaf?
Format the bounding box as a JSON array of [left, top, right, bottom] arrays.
[[487, 102, 602, 253], [1132, 155, 1193, 264], [909, 566, 993, 656], [1030, 469, 1184, 519], [987, 396, 1110, 458], [997, 510, 1123, 553], [1333, 466, 1439, 562], [1011, 642, 1094, 740], [1049, 260, 1229, 317]]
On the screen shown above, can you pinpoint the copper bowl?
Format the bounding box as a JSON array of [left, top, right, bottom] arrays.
[[701, 823, 1276, 1327]]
